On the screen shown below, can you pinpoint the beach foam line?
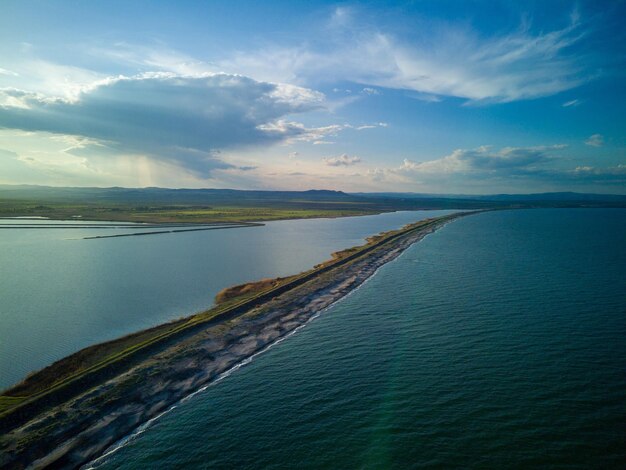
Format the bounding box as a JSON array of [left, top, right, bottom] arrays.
[[81, 311, 325, 470]]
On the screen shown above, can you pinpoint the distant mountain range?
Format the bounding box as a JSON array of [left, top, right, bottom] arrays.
[[1, 185, 624, 209], [0, 185, 352, 203], [354, 191, 626, 202]]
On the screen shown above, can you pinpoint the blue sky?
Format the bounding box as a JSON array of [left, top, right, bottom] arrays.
[[0, 0, 624, 193]]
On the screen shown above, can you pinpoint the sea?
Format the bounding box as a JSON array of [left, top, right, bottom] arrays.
[[82, 208, 626, 469]]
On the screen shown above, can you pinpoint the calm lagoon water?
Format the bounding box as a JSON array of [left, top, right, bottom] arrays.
[[0, 210, 453, 388], [89, 209, 626, 469]]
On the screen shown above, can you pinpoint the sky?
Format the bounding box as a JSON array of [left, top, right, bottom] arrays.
[[0, 0, 625, 194]]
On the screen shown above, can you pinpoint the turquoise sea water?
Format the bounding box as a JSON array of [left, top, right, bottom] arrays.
[[0, 210, 453, 388], [89, 209, 626, 469]]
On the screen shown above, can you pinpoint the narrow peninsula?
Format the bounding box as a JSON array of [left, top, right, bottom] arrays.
[[0, 211, 477, 469]]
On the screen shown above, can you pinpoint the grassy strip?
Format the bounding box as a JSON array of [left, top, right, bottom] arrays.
[[0, 200, 379, 223], [0, 397, 27, 414], [0, 213, 466, 428], [215, 275, 300, 305], [4, 319, 192, 397]]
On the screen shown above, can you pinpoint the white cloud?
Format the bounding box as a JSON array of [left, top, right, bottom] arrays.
[[361, 87, 379, 95], [562, 99, 581, 107], [259, 121, 344, 145], [0, 73, 326, 176], [324, 154, 361, 166], [367, 167, 386, 182], [93, 12, 593, 106], [260, 120, 386, 145], [565, 164, 625, 183], [353, 122, 388, 131], [0, 68, 18, 77], [585, 134, 604, 147], [219, 9, 591, 103]]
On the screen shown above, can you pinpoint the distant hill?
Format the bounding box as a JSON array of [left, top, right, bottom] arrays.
[[354, 191, 626, 203], [1, 185, 624, 210], [0, 185, 353, 204], [473, 192, 626, 202]]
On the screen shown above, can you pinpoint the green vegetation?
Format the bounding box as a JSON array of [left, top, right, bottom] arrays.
[[0, 397, 26, 414], [215, 276, 298, 304], [0, 186, 506, 224], [3, 318, 189, 400], [0, 200, 377, 223]]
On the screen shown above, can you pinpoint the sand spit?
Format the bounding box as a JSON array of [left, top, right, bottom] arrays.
[[0, 212, 473, 469]]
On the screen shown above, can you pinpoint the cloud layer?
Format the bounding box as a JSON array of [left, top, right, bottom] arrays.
[[0, 4, 622, 193], [379, 145, 625, 189], [0, 73, 325, 175], [397, 145, 567, 175], [220, 8, 592, 103]]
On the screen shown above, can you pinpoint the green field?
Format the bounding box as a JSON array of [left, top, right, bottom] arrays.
[[0, 200, 377, 223], [0, 186, 510, 224]]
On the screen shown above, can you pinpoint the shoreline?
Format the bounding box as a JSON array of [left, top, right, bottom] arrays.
[[0, 211, 478, 469], [86, 216, 443, 469]]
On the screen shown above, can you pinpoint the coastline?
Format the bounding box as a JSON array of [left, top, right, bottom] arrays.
[[0, 211, 477, 469]]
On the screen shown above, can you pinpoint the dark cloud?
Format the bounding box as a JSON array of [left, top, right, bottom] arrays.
[[398, 145, 566, 175], [551, 165, 626, 185], [456, 146, 556, 170], [0, 73, 323, 176], [393, 145, 625, 188]]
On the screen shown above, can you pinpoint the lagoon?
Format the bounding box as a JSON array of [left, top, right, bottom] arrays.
[[0, 210, 454, 388]]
